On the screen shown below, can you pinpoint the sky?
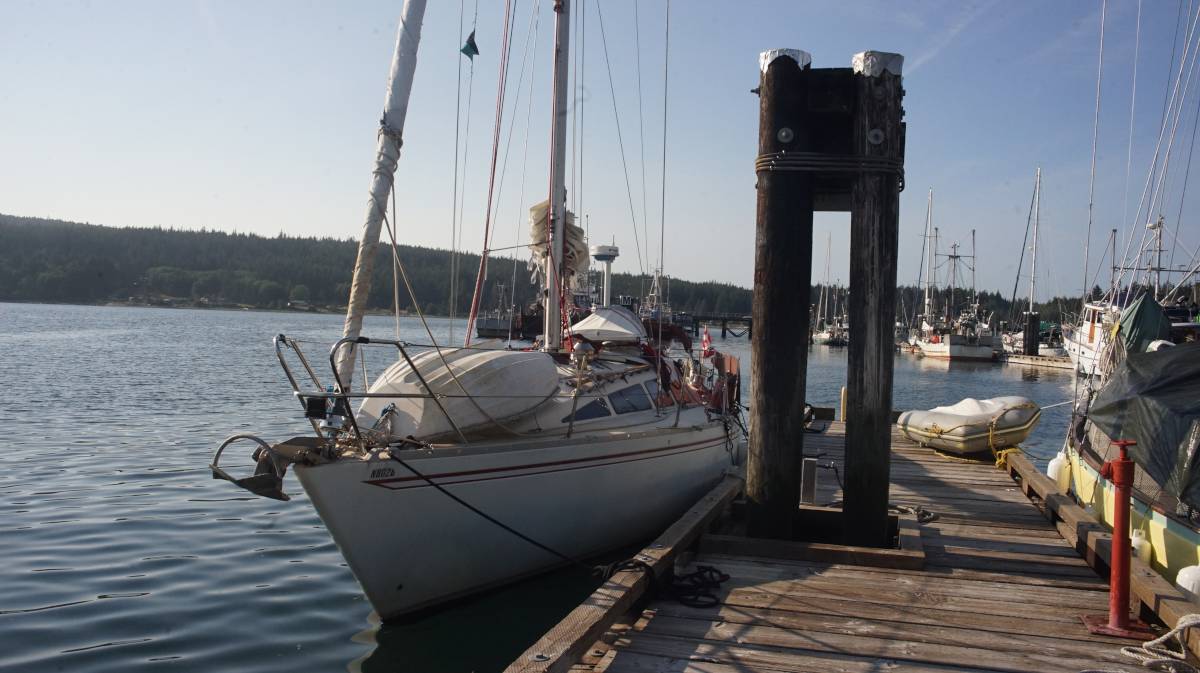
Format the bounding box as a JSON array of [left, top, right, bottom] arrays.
[[2, 0, 1199, 301]]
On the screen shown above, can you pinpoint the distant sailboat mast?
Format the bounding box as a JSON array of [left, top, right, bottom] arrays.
[[923, 189, 933, 325], [1029, 167, 1041, 315], [543, 0, 571, 351], [336, 0, 428, 390]]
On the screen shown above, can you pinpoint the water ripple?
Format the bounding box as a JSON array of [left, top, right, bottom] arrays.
[[0, 302, 1072, 672]]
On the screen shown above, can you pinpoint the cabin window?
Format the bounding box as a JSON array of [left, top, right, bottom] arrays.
[[609, 383, 654, 414], [644, 380, 674, 408], [562, 397, 611, 423]]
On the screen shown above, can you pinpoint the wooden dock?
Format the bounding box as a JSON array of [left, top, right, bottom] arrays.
[[507, 421, 1200, 673], [998, 352, 1075, 371]]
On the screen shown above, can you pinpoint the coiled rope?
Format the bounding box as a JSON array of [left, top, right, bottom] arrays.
[[1080, 613, 1200, 673]]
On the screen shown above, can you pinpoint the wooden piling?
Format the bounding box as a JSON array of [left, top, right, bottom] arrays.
[[843, 51, 904, 547], [747, 49, 815, 539], [1024, 311, 1040, 356]]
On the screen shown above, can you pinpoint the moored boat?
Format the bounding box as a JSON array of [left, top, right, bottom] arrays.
[[896, 396, 1041, 455], [1062, 341, 1200, 584], [209, 0, 744, 621]]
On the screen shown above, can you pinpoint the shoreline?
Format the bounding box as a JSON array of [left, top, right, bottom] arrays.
[[0, 298, 445, 319]]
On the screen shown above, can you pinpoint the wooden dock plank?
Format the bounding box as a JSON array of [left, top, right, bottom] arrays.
[[518, 422, 1164, 673]]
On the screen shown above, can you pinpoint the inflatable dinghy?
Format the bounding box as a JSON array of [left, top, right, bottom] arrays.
[[897, 396, 1041, 455]]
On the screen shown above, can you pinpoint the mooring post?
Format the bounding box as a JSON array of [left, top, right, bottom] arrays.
[[747, 49, 815, 539], [1023, 311, 1040, 356], [843, 51, 904, 548]]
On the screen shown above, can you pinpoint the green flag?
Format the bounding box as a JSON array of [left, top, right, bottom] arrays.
[[460, 30, 479, 59]]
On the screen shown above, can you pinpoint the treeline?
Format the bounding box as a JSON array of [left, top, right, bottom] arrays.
[[0, 215, 755, 314]]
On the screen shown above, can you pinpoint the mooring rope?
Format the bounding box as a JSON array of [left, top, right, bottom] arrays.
[[1080, 613, 1200, 673]]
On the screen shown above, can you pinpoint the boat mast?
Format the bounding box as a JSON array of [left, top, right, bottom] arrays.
[[932, 226, 940, 322], [820, 232, 831, 326], [544, 0, 571, 351], [949, 242, 959, 319], [1029, 167, 1041, 314], [970, 230, 977, 310], [336, 0, 428, 390], [922, 189, 933, 326]]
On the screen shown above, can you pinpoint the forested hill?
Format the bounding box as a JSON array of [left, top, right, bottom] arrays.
[[0, 215, 755, 314]]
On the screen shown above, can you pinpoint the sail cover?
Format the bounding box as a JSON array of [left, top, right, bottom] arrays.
[[571, 306, 646, 343], [358, 348, 559, 440], [1117, 292, 1172, 355], [1089, 341, 1200, 509]]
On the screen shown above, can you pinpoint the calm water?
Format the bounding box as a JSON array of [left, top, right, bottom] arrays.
[[0, 302, 1076, 672]]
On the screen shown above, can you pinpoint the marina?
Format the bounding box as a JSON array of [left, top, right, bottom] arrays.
[[4, 0, 1200, 671]]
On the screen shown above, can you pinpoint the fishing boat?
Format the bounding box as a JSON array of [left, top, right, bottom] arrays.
[[209, 0, 743, 620], [896, 396, 1041, 455], [909, 192, 998, 362]]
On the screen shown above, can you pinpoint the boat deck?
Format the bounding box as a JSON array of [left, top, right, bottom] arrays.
[[509, 421, 1200, 673]]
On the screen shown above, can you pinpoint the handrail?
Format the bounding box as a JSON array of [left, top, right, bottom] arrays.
[[274, 335, 324, 437], [328, 336, 467, 445]]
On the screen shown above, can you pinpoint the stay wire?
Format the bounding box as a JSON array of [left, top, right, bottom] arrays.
[[1081, 0, 1105, 308], [465, 0, 519, 345], [594, 1, 646, 276], [1121, 0, 1142, 240], [634, 0, 650, 273], [1117, 2, 1200, 296], [508, 2, 543, 342]]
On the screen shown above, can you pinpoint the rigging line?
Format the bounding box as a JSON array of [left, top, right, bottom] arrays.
[[569, 0, 579, 213], [1007, 175, 1039, 324], [390, 187, 402, 341], [451, 13, 481, 341], [578, 0, 586, 229], [379, 207, 511, 444], [449, 0, 468, 342], [1121, 0, 1142, 236], [594, 0, 646, 276], [1134, 2, 1200, 291], [658, 0, 670, 281], [1119, 2, 1200, 293], [509, 2, 542, 342], [491, 1, 543, 222], [633, 0, 650, 274], [1151, 20, 1200, 223], [1169, 85, 1200, 278], [466, 0, 519, 346], [1081, 0, 1105, 306], [657, 0, 671, 416]]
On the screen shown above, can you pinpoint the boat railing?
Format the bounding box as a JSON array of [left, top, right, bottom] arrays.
[[274, 334, 461, 449]]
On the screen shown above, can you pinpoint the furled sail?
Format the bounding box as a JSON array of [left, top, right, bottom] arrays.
[[528, 199, 588, 288]]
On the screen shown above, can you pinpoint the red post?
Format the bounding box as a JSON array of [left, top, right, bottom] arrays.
[[1080, 439, 1153, 639]]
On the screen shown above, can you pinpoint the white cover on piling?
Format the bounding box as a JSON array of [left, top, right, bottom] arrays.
[[359, 349, 559, 440], [759, 48, 812, 73], [896, 396, 1041, 454], [851, 51, 904, 76], [571, 306, 647, 343]]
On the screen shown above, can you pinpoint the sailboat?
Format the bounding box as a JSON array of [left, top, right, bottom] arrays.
[[1000, 168, 1067, 357], [912, 192, 998, 362], [209, 0, 743, 620]]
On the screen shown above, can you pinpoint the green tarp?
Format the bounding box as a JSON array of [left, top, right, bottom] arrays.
[[1089, 341, 1200, 509], [1117, 292, 1172, 355]]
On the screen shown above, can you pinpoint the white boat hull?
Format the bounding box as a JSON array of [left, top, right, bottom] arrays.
[[916, 336, 996, 362], [295, 419, 732, 619]]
